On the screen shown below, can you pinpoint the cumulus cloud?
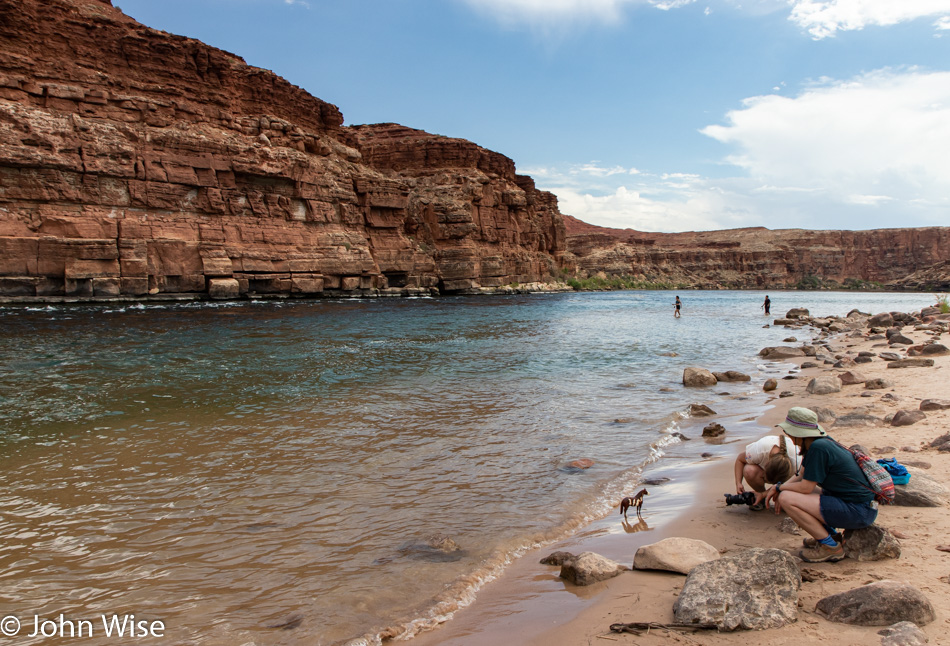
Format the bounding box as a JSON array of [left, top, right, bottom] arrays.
[[701, 68, 950, 208], [788, 0, 950, 39], [530, 68, 950, 232]]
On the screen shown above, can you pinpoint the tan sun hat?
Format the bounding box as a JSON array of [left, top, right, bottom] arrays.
[[777, 407, 827, 438]]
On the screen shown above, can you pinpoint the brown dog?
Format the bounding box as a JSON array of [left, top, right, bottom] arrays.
[[620, 488, 649, 519]]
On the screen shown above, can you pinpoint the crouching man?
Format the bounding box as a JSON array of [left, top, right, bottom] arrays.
[[762, 407, 878, 563]]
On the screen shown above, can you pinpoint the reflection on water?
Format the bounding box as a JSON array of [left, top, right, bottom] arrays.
[[0, 291, 929, 644]]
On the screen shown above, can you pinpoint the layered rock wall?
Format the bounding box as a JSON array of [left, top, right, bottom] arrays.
[[563, 217, 950, 289], [0, 0, 565, 300]]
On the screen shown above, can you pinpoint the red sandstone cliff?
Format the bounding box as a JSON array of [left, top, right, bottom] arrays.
[[562, 215, 950, 290], [0, 0, 565, 300]]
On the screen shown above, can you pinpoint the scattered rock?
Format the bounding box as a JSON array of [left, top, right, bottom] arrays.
[[779, 391, 794, 398], [878, 621, 930, 646], [672, 548, 801, 631], [564, 458, 595, 470], [843, 525, 902, 561], [701, 452, 714, 458], [807, 376, 842, 395], [689, 403, 717, 417], [839, 370, 869, 385], [814, 407, 837, 424], [881, 393, 901, 402], [633, 537, 720, 574], [778, 518, 801, 535], [879, 352, 902, 361], [786, 308, 810, 319], [712, 370, 751, 382], [909, 343, 949, 356], [759, 346, 807, 360], [763, 379, 777, 392], [835, 413, 883, 427], [540, 551, 576, 565], [893, 471, 949, 507], [559, 552, 627, 586], [671, 432, 691, 441], [783, 337, 798, 342], [683, 367, 718, 387], [702, 423, 726, 438], [815, 580, 936, 626], [889, 333, 915, 346], [865, 378, 894, 390], [888, 359, 935, 369], [396, 533, 466, 562], [642, 476, 672, 486], [801, 361, 819, 368], [834, 357, 857, 369], [892, 410, 926, 427], [920, 399, 950, 411], [869, 312, 895, 328]]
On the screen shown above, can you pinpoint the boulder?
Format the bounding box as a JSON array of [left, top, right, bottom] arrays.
[[712, 370, 751, 382], [888, 359, 935, 369], [688, 404, 717, 417], [889, 333, 915, 346], [683, 367, 718, 387], [559, 551, 626, 586], [814, 407, 837, 424], [702, 423, 726, 437], [540, 551, 575, 565], [839, 370, 868, 385], [920, 399, 950, 411], [806, 376, 842, 395], [914, 343, 949, 356], [864, 378, 893, 390], [835, 413, 883, 427], [633, 537, 720, 574], [893, 471, 950, 507], [208, 278, 240, 299], [879, 622, 930, 646], [892, 410, 926, 427], [786, 308, 810, 319], [672, 548, 800, 631], [869, 312, 895, 328], [815, 580, 936, 626], [759, 346, 806, 360], [842, 525, 902, 561], [763, 378, 777, 392], [879, 352, 902, 361], [833, 357, 857, 368], [565, 458, 595, 470]]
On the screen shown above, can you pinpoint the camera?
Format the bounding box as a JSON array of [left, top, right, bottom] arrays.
[[723, 491, 756, 506]]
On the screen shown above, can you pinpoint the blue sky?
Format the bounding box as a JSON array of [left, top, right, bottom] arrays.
[[114, 0, 950, 233]]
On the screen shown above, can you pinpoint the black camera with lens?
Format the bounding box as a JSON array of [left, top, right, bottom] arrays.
[[723, 491, 756, 506]]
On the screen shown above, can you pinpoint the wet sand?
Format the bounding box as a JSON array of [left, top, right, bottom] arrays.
[[407, 312, 950, 646]]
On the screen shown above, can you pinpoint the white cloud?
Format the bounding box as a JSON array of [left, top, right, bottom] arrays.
[[788, 0, 950, 39], [532, 68, 950, 232], [701, 68, 950, 207]]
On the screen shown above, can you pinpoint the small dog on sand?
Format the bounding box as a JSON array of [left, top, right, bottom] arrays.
[[620, 488, 649, 519]]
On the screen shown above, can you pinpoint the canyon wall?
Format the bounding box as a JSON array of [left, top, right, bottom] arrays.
[[0, 0, 565, 301], [563, 216, 950, 290]]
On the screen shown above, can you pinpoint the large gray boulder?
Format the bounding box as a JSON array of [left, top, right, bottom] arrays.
[[892, 410, 926, 427], [672, 548, 800, 631], [807, 375, 842, 395], [815, 580, 936, 626], [893, 471, 950, 507], [759, 346, 807, 360], [633, 537, 720, 575], [559, 552, 627, 586], [843, 525, 901, 561], [879, 621, 930, 646], [683, 367, 718, 387], [869, 312, 895, 328], [786, 308, 810, 319]]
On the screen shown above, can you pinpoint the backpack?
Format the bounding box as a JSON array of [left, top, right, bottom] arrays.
[[830, 440, 895, 504]]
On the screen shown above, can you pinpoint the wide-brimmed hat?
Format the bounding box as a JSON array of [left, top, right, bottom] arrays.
[[777, 407, 827, 438]]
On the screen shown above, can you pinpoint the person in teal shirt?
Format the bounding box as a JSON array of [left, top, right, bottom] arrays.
[[761, 407, 878, 563]]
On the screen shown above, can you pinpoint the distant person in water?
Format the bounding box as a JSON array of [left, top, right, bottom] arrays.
[[674, 296, 681, 318], [762, 295, 771, 315]]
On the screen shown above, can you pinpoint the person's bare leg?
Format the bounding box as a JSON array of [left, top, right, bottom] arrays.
[[778, 491, 829, 539], [742, 464, 767, 492]]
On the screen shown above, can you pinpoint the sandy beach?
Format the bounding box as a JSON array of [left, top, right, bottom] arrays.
[[407, 309, 950, 646]]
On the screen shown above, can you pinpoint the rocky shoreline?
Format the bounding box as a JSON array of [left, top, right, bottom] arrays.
[[405, 304, 950, 646]]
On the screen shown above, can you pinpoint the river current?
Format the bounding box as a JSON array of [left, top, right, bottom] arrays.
[[0, 290, 932, 644]]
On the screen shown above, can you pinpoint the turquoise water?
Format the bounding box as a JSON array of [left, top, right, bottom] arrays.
[[0, 291, 931, 644]]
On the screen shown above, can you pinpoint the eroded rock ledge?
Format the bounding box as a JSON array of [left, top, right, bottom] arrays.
[[0, 0, 566, 301]]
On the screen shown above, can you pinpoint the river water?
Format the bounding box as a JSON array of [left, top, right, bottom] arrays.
[[0, 290, 932, 645]]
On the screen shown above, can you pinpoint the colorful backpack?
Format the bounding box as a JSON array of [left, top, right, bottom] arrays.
[[833, 440, 896, 505]]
